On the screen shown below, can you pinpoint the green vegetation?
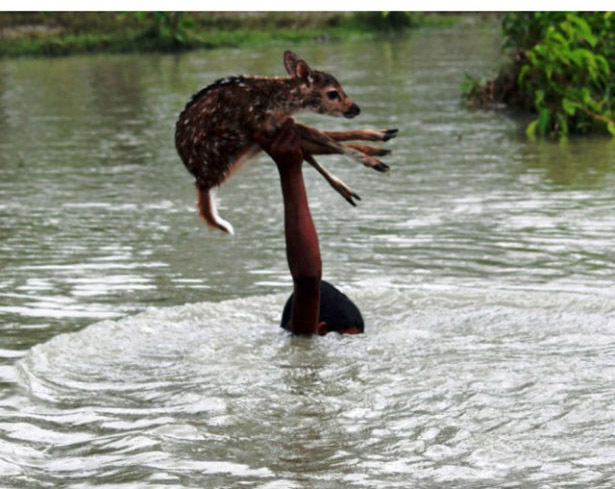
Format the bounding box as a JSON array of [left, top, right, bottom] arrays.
[[463, 12, 615, 139], [0, 12, 456, 59]]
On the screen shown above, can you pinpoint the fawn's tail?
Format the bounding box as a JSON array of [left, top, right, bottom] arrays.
[[195, 184, 234, 235]]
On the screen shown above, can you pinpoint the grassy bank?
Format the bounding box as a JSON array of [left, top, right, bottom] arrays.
[[0, 12, 460, 58]]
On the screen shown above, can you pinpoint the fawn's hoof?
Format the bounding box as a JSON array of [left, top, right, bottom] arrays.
[[383, 129, 399, 141], [374, 162, 391, 173], [375, 148, 392, 156], [345, 191, 361, 207], [338, 187, 361, 206]]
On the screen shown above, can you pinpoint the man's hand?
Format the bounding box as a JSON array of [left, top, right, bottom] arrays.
[[259, 119, 304, 169]]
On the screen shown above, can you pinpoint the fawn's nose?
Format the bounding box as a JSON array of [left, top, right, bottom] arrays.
[[344, 103, 361, 119]]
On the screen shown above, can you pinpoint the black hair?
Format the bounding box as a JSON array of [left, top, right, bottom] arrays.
[[280, 280, 364, 333]]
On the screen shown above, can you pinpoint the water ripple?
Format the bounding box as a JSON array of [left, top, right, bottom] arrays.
[[0, 288, 608, 487]]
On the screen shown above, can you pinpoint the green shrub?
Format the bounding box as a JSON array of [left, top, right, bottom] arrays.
[[464, 12, 615, 139]]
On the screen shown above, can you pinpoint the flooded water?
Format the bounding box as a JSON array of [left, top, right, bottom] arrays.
[[2, 23, 615, 488]]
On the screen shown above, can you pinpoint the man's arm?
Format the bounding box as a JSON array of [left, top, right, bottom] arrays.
[[259, 120, 321, 335]]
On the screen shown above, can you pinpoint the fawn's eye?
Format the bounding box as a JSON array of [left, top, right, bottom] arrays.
[[326, 90, 340, 101]]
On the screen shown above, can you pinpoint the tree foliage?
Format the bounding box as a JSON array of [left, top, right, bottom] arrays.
[[353, 12, 416, 30], [133, 12, 191, 47]]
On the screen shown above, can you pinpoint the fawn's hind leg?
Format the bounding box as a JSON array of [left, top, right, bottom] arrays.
[[303, 154, 361, 206], [295, 123, 391, 173]]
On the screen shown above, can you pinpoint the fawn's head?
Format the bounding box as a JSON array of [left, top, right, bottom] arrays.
[[283, 51, 360, 119]]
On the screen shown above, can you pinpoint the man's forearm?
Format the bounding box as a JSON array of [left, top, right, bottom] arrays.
[[277, 163, 322, 335]]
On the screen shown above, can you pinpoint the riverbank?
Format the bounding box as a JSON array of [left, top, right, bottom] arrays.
[[0, 12, 464, 58]]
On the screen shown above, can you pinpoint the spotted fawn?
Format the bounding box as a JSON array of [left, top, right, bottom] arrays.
[[175, 50, 397, 234]]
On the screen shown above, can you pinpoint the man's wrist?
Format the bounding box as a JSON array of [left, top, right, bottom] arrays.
[[273, 153, 303, 172]]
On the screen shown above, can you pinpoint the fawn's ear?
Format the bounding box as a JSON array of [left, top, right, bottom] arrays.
[[295, 60, 313, 85], [283, 50, 300, 76], [284, 51, 312, 84]]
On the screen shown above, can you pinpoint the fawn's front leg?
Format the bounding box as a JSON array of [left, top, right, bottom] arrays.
[[294, 123, 391, 173], [346, 144, 391, 157], [300, 137, 360, 205], [323, 128, 398, 142], [303, 153, 361, 206]]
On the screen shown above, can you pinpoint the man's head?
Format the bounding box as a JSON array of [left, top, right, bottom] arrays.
[[280, 280, 364, 335]]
